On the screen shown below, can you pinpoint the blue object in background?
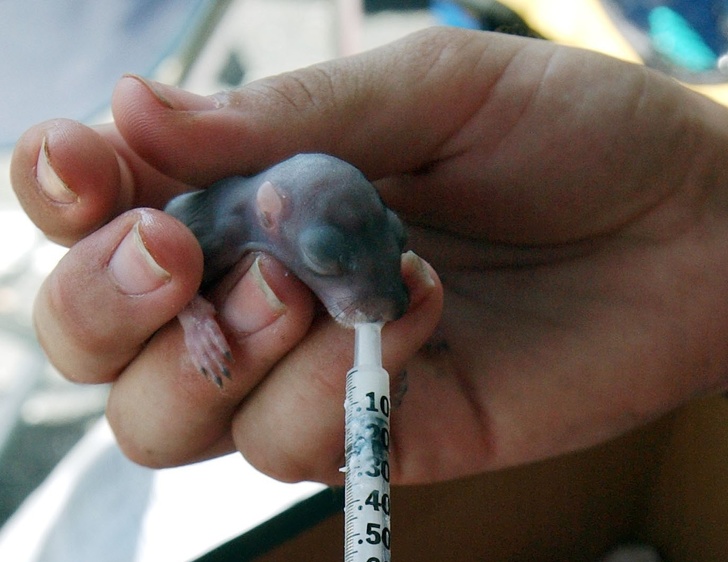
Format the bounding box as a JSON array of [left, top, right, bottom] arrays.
[[430, 0, 480, 29]]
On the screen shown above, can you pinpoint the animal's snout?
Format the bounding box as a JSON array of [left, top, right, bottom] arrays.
[[366, 292, 409, 323], [342, 286, 410, 325]]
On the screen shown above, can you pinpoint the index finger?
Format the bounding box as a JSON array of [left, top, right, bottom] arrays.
[[10, 118, 192, 247]]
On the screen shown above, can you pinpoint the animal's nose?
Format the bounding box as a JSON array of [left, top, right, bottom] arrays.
[[359, 287, 410, 323]]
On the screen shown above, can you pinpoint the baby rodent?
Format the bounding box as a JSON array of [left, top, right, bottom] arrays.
[[165, 153, 408, 385]]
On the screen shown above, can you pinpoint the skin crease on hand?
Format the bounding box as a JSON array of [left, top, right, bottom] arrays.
[[11, 28, 728, 486]]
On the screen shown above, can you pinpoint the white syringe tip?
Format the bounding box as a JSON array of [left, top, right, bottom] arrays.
[[354, 322, 383, 368]]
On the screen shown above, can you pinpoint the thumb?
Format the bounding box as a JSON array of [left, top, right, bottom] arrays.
[[110, 27, 527, 185]]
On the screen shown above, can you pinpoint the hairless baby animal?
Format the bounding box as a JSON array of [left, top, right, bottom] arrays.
[[165, 153, 409, 386]]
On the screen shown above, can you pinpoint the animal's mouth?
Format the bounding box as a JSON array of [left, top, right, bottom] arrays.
[[325, 292, 410, 327]]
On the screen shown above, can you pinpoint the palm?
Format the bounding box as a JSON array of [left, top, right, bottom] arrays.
[[388, 146, 724, 482]]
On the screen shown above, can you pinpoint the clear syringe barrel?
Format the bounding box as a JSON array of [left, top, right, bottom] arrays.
[[344, 323, 391, 562]]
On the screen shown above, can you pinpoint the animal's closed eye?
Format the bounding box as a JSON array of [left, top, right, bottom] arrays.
[[300, 225, 353, 276]]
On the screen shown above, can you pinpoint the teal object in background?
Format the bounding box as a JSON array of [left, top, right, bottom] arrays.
[[649, 6, 718, 72]]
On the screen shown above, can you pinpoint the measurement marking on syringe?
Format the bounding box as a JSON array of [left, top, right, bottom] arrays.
[[344, 323, 392, 562]]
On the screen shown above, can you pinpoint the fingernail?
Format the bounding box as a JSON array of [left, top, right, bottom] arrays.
[[124, 74, 220, 111], [403, 251, 436, 288], [402, 251, 437, 308], [221, 256, 286, 334], [36, 137, 78, 204], [108, 218, 171, 295]]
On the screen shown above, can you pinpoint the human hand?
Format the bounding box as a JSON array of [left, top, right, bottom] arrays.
[[12, 28, 728, 485]]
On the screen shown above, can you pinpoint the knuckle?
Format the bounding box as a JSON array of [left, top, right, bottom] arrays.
[[239, 65, 340, 116]]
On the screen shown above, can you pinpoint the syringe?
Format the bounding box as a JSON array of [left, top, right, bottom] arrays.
[[343, 322, 392, 562]]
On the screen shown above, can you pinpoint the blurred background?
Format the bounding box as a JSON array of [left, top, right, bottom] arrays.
[[0, 0, 726, 560]]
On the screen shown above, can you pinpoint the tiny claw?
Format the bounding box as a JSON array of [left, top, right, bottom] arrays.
[[177, 295, 234, 388], [212, 372, 224, 389]]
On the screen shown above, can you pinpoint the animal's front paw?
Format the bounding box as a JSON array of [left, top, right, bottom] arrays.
[[176, 295, 232, 387]]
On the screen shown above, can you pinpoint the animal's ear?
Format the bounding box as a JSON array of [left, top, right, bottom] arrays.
[[255, 180, 285, 230]]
